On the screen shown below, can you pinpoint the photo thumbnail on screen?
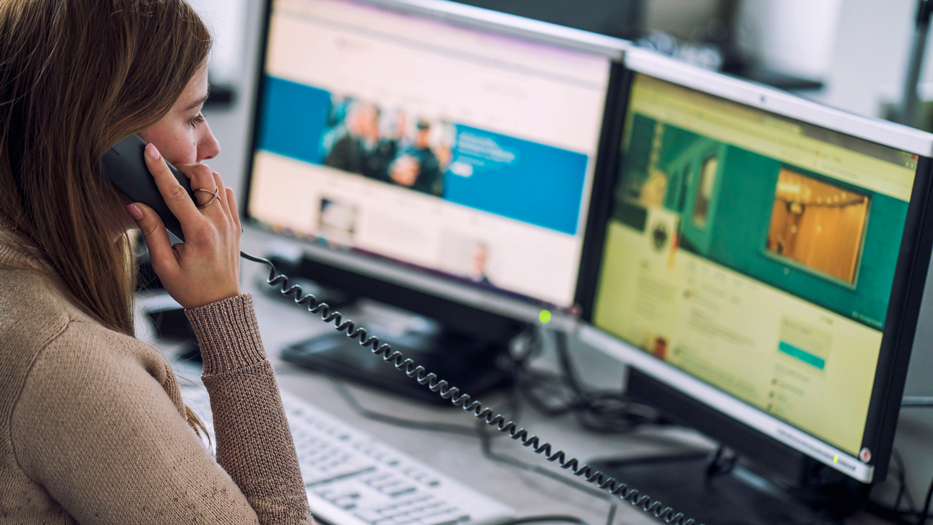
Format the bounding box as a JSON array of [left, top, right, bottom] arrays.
[[766, 169, 869, 284], [318, 197, 358, 246], [321, 97, 455, 197]]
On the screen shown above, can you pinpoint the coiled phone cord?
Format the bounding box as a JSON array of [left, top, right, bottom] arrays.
[[241, 251, 703, 525]]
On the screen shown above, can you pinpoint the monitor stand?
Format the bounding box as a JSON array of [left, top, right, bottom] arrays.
[[280, 302, 511, 405], [587, 448, 860, 525]]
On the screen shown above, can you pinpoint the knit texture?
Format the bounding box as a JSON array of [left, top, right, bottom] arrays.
[[0, 230, 312, 524]]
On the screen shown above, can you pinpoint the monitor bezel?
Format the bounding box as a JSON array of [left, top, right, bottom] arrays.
[[574, 49, 933, 484], [241, 0, 628, 333]]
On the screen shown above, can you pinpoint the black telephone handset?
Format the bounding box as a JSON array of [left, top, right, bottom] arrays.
[[101, 134, 195, 241], [101, 135, 700, 525]]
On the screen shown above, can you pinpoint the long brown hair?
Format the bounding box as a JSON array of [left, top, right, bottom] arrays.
[[0, 0, 211, 434]]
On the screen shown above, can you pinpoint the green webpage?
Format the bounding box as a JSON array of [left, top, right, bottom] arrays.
[[593, 74, 919, 456]]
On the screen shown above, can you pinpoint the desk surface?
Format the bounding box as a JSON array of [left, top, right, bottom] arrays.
[[137, 233, 894, 525]]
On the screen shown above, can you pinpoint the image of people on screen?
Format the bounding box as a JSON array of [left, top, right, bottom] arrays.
[[322, 101, 396, 180], [321, 98, 453, 197], [389, 120, 444, 195]]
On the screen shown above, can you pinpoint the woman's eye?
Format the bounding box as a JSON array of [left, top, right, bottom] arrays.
[[188, 113, 206, 128]]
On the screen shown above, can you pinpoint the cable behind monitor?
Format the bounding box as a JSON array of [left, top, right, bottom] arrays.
[[241, 250, 703, 525]]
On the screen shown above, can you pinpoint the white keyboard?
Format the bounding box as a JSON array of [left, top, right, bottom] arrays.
[[180, 385, 516, 525]]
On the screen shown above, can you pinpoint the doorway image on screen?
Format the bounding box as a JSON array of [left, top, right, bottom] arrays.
[[765, 169, 869, 285]]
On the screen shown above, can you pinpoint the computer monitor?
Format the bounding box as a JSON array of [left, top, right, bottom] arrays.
[[243, 0, 626, 400], [576, 49, 933, 522]]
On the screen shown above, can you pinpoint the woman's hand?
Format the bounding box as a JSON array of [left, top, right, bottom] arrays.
[[126, 143, 242, 309]]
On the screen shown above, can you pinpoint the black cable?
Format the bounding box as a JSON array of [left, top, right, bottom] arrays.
[[481, 332, 623, 525], [550, 329, 666, 433], [893, 448, 917, 515], [919, 472, 933, 525], [553, 331, 586, 395], [870, 463, 933, 525], [476, 422, 619, 525], [895, 455, 906, 513], [864, 446, 927, 525], [865, 501, 920, 525], [499, 515, 591, 525], [521, 368, 580, 417], [515, 331, 652, 429]]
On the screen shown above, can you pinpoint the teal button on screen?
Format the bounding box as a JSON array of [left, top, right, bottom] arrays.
[[778, 342, 826, 370]]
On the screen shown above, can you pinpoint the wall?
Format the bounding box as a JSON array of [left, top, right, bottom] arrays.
[[806, 0, 916, 117], [735, 0, 843, 81]]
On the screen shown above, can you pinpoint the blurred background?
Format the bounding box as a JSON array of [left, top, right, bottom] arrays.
[[191, 0, 933, 119]]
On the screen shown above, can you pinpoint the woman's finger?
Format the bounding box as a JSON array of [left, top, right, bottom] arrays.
[[210, 170, 232, 218], [143, 143, 203, 234], [176, 163, 219, 208], [226, 187, 241, 232], [128, 202, 179, 277]]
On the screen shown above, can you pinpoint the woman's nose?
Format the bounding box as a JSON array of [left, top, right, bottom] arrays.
[[198, 123, 221, 162]]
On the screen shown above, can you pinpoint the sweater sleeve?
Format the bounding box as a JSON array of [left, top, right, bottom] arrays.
[[185, 294, 311, 524]]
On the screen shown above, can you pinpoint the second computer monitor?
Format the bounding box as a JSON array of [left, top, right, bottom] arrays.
[[578, 49, 933, 486]]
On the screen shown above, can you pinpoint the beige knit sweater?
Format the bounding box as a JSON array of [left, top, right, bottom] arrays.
[[0, 231, 313, 524]]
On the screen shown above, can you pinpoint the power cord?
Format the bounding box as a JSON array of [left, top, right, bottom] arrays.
[[499, 516, 590, 525], [894, 448, 919, 516], [865, 398, 933, 523], [865, 446, 933, 525], [518, 329, 666, 433], [475, 421, 620, 525], [920, 474, 933, 525]]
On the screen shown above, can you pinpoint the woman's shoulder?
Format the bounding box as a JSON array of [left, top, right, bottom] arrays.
[[0, 266, 180, 410], [0, 266, 74, 353]]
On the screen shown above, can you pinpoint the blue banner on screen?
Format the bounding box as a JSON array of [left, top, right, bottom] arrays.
[[257, 77, 330, 165], [256, 76, 589, 235], [444, 126, 588, 235]]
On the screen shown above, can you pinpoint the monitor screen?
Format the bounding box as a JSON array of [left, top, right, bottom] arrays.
[[588, 71, 921, 473], [245, 0, 613, 311]]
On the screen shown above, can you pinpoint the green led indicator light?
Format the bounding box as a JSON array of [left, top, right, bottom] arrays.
[[539, 310, 552, 324], [833, 455, 839, 463]]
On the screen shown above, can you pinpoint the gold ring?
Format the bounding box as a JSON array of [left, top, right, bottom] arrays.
[[194, 188, 220, 208]]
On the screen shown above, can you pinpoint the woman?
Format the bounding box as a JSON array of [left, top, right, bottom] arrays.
[[0, 1, 312, 523]]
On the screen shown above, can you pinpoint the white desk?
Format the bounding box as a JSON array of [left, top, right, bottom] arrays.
[[137, 232, 895, 525]]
